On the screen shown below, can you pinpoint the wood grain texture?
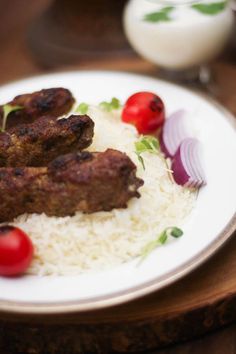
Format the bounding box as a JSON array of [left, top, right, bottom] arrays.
[[0, 1, 235, 353]]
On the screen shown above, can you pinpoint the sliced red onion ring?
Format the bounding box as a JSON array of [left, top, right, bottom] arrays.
[[160, 109, 189, 158], [172, 138, 206, 188]]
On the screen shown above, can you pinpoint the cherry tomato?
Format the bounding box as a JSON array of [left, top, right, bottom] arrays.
[[122, 92, 165, 134], [0, 226, 34, 276]]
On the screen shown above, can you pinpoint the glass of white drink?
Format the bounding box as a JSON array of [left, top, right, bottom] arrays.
[[123, 0, 234, 83]]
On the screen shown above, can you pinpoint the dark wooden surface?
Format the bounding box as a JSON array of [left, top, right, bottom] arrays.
[[0, 1, 235, 353]]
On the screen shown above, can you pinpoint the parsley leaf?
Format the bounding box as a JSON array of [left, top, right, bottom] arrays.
[[76, 102, 89, 115], [110, 97, 121, 109], [170, 227, 183, 238], [135, 135, 160, 169], [139, 227, 184, 263], [99, 97, 121, 112], [1, 104, 23, 132], [191, 1, 226, 15], [143, 6, 174, 23]]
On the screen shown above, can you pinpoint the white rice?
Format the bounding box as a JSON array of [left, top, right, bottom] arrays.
[[12, 106, 195, 275]]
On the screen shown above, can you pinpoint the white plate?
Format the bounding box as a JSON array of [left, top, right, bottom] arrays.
[[0, 71, 235, 314]]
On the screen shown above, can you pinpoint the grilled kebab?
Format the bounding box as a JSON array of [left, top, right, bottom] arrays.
[[0, 88, 75, 130], [0, 115, 94, 167], [0, 149, 144, 222]]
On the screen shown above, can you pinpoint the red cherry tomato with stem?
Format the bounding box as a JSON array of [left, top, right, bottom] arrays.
[[122, 92, 165, 134], [0, 226, 34, 276]]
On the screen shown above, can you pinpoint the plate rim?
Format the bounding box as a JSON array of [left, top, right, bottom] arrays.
[[0, 69, 235, 315]]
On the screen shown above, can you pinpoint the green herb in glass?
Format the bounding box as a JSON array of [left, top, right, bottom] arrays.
[[0, 104, 23, 132], [143, 6, 174, 23], [191, 1, 226, 15]]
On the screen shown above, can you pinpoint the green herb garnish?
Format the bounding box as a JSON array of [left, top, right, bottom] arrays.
[[76, 102, 89, 115], [137, 154, 145, 170], [99, 97, 121, 112], [139, 227, 183, 263], [1, 104, 23, 132], [143, 6, 174, 23], [135, 135, 160, 170], [191, 1, 226, 15], [170, 227, 184, 238]]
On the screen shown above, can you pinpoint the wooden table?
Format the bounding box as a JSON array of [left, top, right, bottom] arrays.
[[0, 1, 235, 353]]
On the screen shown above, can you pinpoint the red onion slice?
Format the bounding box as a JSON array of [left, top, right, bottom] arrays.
[[172, 138, 206, 188], [160, 110, 189, 158]]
